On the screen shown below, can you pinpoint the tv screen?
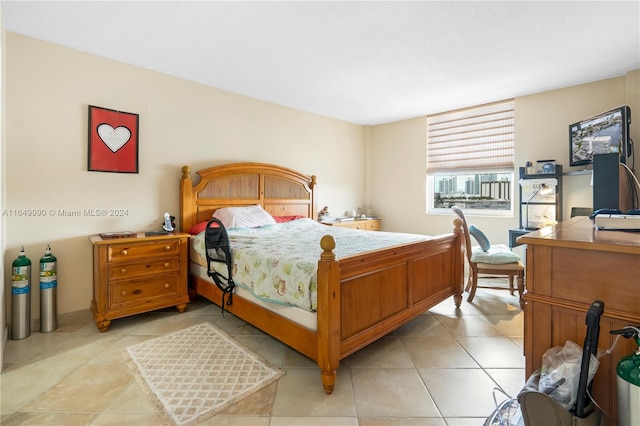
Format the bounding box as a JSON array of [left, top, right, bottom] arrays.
[[569, 105, 630, 167]]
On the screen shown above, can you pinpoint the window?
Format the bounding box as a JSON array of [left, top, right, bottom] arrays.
[[427, 100, 515, 215]]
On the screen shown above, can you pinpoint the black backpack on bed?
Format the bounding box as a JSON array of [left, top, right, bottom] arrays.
[[204, 218, 236, 310]]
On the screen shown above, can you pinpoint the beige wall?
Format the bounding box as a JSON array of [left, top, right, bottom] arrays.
[[3, 34, 364, 318], [367, 116, 430, 233], [369, 73, 637, 247], [1, 2, 7, 364], [626, 69, 640, 150]]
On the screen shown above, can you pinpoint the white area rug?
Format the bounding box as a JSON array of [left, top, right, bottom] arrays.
[[122, 322, 284, 426]]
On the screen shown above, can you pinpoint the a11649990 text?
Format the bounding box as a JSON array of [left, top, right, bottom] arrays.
[[2, 208, 129, 217]]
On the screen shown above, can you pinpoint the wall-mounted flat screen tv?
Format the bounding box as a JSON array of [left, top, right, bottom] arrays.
[[569, 105, 631, 167]]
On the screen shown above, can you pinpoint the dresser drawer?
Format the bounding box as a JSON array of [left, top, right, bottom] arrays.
[[109, 274, 180, 308], [107, 257, 179, 280], [107, 240, 181, 262], [323, 219, 380, 231], [364, 220, 380, 231]]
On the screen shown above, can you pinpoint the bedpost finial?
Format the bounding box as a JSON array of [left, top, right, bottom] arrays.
[[310, 175, 317, 189], [320, 235, 336, 260], [181, 166, 191, 179], [453, 217, 463, 233]]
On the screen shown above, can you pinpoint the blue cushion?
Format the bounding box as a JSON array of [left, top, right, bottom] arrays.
[[469, 224, 490, 252], [471, 245, 521, 264]]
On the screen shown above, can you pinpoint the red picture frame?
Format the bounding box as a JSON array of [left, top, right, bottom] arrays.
[[88, 105, 139, 173]]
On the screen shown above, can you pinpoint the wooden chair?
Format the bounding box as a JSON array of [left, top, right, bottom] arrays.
[[452, 206, 525, 308]]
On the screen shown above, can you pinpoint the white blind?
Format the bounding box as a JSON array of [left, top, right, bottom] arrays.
[[427, 100, 515, 172]]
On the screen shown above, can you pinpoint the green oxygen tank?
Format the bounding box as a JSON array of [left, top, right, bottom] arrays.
[[11, 246, 32, 339], [616, 336, 640, 426], [39, 245, 58, 332], [611, 326, 640, 426]]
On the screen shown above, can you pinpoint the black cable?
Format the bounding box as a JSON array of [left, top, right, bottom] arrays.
[[621, 139, 639, 209]]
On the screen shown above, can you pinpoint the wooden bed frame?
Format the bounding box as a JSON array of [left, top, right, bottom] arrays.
[[180, 162, 464, 394]]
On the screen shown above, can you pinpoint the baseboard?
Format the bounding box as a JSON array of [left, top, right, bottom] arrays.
[[27, 308, 93, 333], [1, 325, 7, 372]]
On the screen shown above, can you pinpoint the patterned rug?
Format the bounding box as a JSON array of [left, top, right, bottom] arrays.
[[122, 322, 285, 426]]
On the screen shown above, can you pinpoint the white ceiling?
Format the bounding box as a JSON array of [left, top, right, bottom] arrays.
[[2, 1, 639, 125]]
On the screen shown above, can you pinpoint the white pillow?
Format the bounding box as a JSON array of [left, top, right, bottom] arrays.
[[212, 205, 276, 229]]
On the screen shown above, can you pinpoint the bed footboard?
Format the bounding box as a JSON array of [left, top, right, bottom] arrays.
[[316, 218, 463, 394]]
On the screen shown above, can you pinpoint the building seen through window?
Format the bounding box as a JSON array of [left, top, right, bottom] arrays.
[[433, 172, 512, 211]]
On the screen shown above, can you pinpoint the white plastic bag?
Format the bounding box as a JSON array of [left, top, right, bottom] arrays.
[[484, 387, 523, 426], [538, 340, 599, 410]]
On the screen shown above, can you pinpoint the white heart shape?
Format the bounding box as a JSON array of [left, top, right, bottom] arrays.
[[97, 124, 131, 153]]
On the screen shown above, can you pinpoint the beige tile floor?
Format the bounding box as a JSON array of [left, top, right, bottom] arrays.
[[1, 279, 525, 425]]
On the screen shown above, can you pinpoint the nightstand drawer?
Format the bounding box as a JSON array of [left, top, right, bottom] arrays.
[[107, 240, 181, 262], [110, 274, 180, 307], [107, 257, 180, 280]]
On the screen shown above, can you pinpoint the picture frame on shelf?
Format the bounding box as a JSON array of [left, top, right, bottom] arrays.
[[535, 160, 556, 174]]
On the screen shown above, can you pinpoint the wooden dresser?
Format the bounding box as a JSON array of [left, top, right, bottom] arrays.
[[518, 217, 640, 425], [322, 218, 381, 231], [89, 232, 190, 332]]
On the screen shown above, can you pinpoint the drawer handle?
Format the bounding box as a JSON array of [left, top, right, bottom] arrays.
[[164, 283, 170, 289], [120, 249, 128, 256], [121, 290, 127, 296], [120, 268, 127, 274], [164, 245, 171, 250], [164, 262, 170, 268], [133, 289, 141, 295]]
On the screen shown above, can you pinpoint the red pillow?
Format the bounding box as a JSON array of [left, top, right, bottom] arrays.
[[273, 215, 305, 223], [188, 221, 209, 235]]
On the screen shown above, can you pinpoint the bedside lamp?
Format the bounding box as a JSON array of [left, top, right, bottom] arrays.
[[524, 183, 553, 230]]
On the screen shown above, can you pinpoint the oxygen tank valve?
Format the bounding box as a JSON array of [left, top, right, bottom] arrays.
[[611, 326, 640, 341]]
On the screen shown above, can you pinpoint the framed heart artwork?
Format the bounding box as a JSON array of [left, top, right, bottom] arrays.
[[88, 105, 139, 173]]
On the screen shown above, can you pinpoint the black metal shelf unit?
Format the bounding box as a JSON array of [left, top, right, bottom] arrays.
[[518, 165, 563, 230]]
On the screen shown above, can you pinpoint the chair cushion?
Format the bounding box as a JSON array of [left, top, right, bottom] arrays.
[[469, 224, 491, 251], [471, 244, 521, 264]]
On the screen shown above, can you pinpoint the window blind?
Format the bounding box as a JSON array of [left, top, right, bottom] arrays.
[[427, 100, 515, 173]]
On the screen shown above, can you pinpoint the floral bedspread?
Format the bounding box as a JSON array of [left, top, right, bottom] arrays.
[[191, 218, 430, 312]]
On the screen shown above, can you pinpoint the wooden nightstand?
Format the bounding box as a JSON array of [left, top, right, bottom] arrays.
[[322, 218, 381, 231], [89, 232, 190, 332]]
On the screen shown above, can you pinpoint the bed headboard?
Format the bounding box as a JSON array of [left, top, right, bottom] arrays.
[[180, 162, 317, 232]]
